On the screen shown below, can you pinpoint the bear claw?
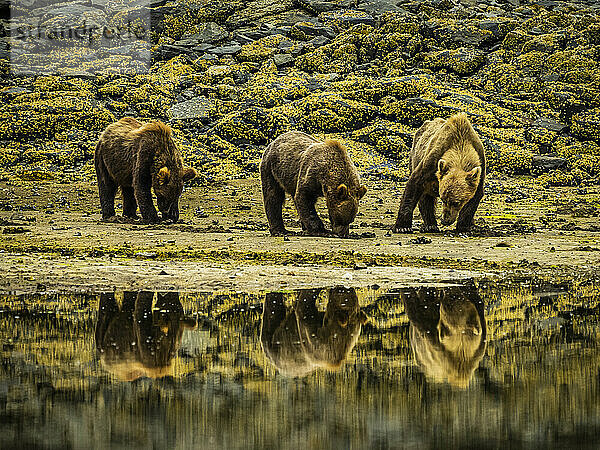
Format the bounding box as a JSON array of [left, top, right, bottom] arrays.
[[392, 226, 413, 234]]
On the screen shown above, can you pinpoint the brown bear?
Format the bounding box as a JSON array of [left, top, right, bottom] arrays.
[[260, 130, 367, 237], [260, 287, 368, 377], [393, 113, 485, 233], [95, 117, 197, 223], [95, 291, 196, 381], [402, 283, 487, 388]]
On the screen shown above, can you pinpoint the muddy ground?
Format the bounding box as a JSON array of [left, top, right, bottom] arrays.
[[0, 175, 598, 293]]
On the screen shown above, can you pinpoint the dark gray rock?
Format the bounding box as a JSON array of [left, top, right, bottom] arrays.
[[478, 19, 508, 40], [154, 44, 191, 60], [192, 43, 215, 52], [357, 0, 404, 16], [533, 117, 568, 133], [309, 35, 331, 47], [208, 44, 242, 55], [291, 22, 336, 39], [183, 22, 228, 44], [532, 155, 566, 171]]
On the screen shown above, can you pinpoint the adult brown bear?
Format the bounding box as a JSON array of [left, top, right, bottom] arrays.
[[393, 113, 485, 233], [95, 117, 197, 223], [260, 131, 367, 237]]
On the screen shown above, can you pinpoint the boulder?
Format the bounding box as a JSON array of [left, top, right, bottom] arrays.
[[167, 96, 214, 121]]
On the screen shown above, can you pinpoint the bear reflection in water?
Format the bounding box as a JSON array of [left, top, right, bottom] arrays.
[[403, 282, 487, 388], [261, 287, 368, 377], [95, 291, 196, 381]]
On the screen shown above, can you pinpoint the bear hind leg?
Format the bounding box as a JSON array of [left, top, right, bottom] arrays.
[[418, 194, 440, 233], [261, 168, 291, 236], [95, 154, 117, 220]]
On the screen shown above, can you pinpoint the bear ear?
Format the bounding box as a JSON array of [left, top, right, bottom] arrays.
[[182, 166, 197, 182], [336, 184, 349, 199], [357, 185, 367, 199], [157, 167, 170, 185], [437, 159, 449, 176], [466, 166, 481, 186]]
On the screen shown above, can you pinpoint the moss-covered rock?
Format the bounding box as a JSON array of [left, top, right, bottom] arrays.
[[351, 119, 414, 159], [0, 92, 115, 140], [331, 74, 434, 104], [571, 108, 600, 142], [295, 24, 372, 73], [237, 35, 287, 62], [212, 106, 290, 145], [241, 69, 320, 108], [276, 92, 378, 132], [422, 48, 486, 75]]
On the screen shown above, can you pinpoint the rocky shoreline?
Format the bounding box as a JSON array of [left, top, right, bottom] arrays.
[[0, 0, 599, 187]]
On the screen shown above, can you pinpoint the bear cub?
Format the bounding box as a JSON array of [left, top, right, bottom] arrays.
[[95, 117, 197, 223], [393, 113, 485, 233], [260, 131, 367, 237]]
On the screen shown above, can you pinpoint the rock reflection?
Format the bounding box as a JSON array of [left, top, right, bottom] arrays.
[[403, 282, 487, 388], [95, 291, 196, 381], [260, 287, 368, 377]]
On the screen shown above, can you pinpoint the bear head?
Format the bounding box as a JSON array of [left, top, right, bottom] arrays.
[[325, 184, 367, 237], [437, 159, 481, 226], [153, 166, 197, 222]]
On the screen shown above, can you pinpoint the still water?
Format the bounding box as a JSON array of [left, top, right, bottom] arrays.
[[1, 279, 600, 449]]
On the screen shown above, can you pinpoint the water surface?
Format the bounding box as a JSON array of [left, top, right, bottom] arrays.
[[1, 279, 599, 449]]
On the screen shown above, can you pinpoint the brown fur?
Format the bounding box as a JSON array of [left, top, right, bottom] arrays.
[[393, 113, 485, 233], [95, 291, 196, 381], [260, 287, 368, 377], [260, 131, 367, 237], [402, 283, 487, 388], [95, 117, 197, 223]]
